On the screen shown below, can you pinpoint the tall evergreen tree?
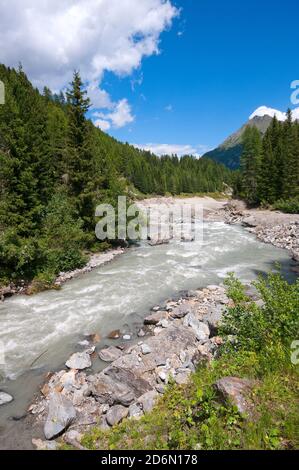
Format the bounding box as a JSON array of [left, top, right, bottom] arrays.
[[240, 126, 262, 204]]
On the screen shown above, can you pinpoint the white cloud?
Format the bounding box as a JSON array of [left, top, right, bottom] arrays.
[[0, 0, 178, 90], [133, 143, 210, 157], [249, 105, 299, 122], [87, 82, 113, 109], [92, 98, 134, 130], [0, 1, 178, 129], [94, 119, 111, 131]]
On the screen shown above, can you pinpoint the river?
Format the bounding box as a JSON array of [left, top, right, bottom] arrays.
[[0, 221, 296, 449]]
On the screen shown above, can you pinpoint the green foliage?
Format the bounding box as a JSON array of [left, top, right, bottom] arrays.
[[221, 272, 299, 353], [273, 197, 299, 214], [235, 112, 299, 211]]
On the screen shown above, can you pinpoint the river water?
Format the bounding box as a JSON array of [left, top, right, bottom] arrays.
[[0, 221, 296, 449]]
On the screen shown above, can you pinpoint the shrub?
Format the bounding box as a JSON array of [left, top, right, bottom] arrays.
[[273, 197, 299, 214], [221, 272, 299, 353]]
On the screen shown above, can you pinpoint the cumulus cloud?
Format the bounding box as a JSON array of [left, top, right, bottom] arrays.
[[0, 0, 178, 128], [0, 0, 178, 88], [249, 105, 299, 122], [133, 143, 210, 157], [93, 99, 135, 130]]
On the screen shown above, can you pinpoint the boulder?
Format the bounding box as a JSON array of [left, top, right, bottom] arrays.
[[65, 352, 92, 370], [106, 405, 128, 426], [0, 392, 13, 406], [213, 376, 255, 416], [138, 390, 158, 413], [129, 403, 144, 420], [144, 311, 168, 325], [44, 392, 76, 440], [99, 346, 123, 362], [184, 313, 210, 343], [175, 370, 191, 385], [203, 304, 223, 336], [170, 304, 191, 319]]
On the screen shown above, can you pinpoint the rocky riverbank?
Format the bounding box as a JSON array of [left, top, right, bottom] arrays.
[[207, 200, 299, 263], [29, 284, 232, 450], [0, 248, 125, 301]]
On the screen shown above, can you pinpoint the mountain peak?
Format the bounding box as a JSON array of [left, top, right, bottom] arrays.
[[249, 106, 287, 122]]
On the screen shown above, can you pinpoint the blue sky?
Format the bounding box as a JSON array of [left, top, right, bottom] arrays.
[[1, 0, 298, 156], [101, 0, 299, 153]]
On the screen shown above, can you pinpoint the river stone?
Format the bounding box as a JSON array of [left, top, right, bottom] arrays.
[[213, 377, 255, 416], [148, 239, 170, 246], [65, 352, 92, 370], [99, 346, 122, 362], [203, 304, 223, 336], [107, 330, 121, 340], [184, 313, 210, 343], [44, 392, 76, 440], [32, 438, 59, 451], [104, 367, 152, 398], [144, 311, 168, 325], [170, 304, 191, 319], [141, 344, 152, 355], [0, 392, 13, 406], [106, 405, 128, 426], [129, 403, 144, 420], [138, 390, 158, 413], [175, 370, 191, 385]]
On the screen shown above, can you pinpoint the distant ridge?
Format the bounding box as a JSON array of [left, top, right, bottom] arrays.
[[202, 113, 273, 169]]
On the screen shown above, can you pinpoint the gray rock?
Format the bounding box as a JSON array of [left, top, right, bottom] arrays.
[[184, 313, 210, 343], [99, 346, 123, 362], [160, 319, 169, 328], [158, 371, 167, 382], [175, 370, 191, 385], [106, 405, 128, 426], [137, 329, 146, 338], [144, 311, 168, 325], [32, 438, 59, 451], [148, 239, 170, 246], [141, 344, 152, 355], [138, 390, 158, 413], [104, 367, 152, 399], [0, 392, 13, 406], [155, 384, 166, 394], [129, 403, 144, 420], [170, 304, 191, 319], [152, 306, 161, 312], [203, 304, 223, 336], [44, 392, 76, 440], [213, 376, 255, 416], [65, 352, 92, 370]]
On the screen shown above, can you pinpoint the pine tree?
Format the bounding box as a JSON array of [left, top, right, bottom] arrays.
[[240, 126, 262, 204]]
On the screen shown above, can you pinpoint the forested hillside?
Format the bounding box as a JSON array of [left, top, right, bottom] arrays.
[[235, 112, 299, 213], [0, 65, 231, 285]]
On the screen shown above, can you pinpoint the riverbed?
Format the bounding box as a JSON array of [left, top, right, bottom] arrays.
[[0, 221, 296, 449]]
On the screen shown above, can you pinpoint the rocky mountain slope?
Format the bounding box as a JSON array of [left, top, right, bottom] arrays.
[[202, 114, 273, 169]]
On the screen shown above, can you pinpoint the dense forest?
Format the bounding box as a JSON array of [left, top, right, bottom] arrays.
[[0, 64, 231, 285], [235, 111, 299, 213]]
